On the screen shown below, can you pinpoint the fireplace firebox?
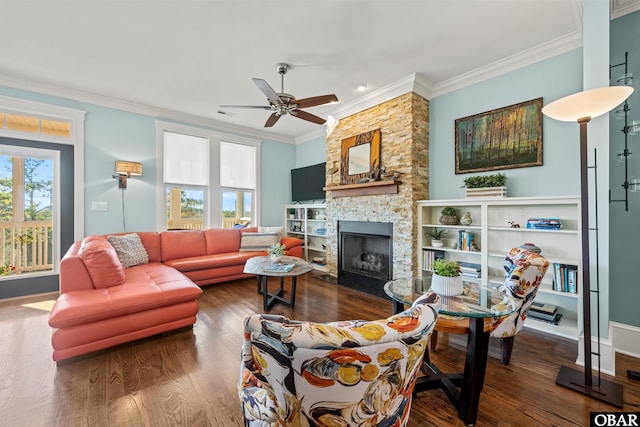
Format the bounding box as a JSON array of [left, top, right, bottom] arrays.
[[338, 221, 392, 298]]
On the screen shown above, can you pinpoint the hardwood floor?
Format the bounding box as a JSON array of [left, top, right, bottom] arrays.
[[1, 273, 639, 426]]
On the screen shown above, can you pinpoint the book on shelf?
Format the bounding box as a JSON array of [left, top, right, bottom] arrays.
[[528, 311, 563, 325], [456, 230, 475, 251], [423, 250, 445, 270], [552, 263, 578, 293], [527, 303, 558, 321], [457, 261, 481, 273], [526, 218, 562, 230], [529, 301, 558, 315], [263, 263, 296, 273]]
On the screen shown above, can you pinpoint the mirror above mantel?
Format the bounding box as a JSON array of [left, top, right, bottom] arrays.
[[340, 129, 381, 184]]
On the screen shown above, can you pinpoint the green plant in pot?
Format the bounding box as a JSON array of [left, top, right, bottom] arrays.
[[428, 228, 448, 248], [439, 206, 459, 225], [268, 243, 285, 261], [463, 173, 506, 189], [431, 259, 463, 296]]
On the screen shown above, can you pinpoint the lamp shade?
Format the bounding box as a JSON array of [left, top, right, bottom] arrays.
[[115, 160, 142, 176], [542, 86, 634, 122]]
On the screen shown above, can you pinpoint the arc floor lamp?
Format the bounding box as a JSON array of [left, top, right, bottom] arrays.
[[542, 85, 634, 407]]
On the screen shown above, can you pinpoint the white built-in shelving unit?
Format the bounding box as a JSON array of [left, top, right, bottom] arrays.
[[284, 204, 327, 272], [417, 196, 582, 340]]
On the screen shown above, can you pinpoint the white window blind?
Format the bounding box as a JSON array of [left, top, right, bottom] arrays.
[[220, 141, 256, 189], [163, 131, 209, 185]]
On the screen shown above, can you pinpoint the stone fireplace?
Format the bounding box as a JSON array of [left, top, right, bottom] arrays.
[[324, 91, 429, 295]]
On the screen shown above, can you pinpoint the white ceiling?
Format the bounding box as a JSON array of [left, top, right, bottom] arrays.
[[0, 0, 638, 143]]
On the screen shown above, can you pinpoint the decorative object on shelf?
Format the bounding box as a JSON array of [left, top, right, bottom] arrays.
[[268, 242, 285, 261], [508, 221, 521, 228], [462, 173, 507, 198], [381, 169, 403, 181], [340, 129, 381, 185], [326, 161, 339, 186], [439, 207, 459, 225], [428, 228, 448, 248], [460, 211, 473, 226], [519, 242, 541, 254], [430, 259, 463, 296], [542, 85, 633, 408], [455, 99, 543, 173], [610, 52, 639, 211]]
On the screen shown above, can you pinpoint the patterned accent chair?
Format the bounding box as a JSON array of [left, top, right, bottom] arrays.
[[238, 292, 440, 427], [430, 247, 549, 365], [490, 247, 549, 364]]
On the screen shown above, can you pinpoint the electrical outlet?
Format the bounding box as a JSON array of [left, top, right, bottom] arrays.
[[91, 201, 108, 211]]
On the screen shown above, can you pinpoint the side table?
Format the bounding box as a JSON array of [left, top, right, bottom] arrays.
[[244, 256, 314, 311]]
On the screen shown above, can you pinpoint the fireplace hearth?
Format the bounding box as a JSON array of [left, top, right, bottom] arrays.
[[338, 221, 392, 298]]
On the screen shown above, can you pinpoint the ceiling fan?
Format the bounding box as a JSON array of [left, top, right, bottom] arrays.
[[220, 63, 338, 127]]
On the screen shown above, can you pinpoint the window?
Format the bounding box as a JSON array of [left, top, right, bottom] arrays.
[[220, 141, 256, 228], [156, 121, 261, 230]]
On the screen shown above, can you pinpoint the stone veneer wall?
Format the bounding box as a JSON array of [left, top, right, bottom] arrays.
[[325, 92, 429, 280]]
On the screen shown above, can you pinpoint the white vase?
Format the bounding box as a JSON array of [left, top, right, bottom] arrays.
[[431, 240, 444, 248], [431, 273, 463, 296], [270, 254, 282, 262]]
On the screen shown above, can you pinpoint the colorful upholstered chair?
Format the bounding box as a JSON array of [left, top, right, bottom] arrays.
[[430, 247, 549, 365], [238, 292, 440, 427]]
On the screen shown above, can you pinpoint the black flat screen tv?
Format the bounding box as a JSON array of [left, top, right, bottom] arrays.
[[291, 162, 326, 202]]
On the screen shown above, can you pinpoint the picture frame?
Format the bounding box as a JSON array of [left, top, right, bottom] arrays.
[[455, 98, 543, 174], [340, 129, 381, 184]]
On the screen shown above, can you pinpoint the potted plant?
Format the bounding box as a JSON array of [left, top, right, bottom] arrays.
[[428, 228, 448, 248], [439, 207, 459, 225], [268, 243, 286, 261], [462, 173, 507, 198], [430, 259, 463, 296]]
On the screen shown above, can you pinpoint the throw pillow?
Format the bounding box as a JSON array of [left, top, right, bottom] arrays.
[[107, 233, 149, 268], [239, 232, 280, 252], [78, 236, 126, 289], [258, 226, 283, 237]]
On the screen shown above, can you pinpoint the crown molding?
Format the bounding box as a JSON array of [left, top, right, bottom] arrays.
[[431, 31, 583, 98], [611, 0, 640, 19], [0, 72, 295, 144]]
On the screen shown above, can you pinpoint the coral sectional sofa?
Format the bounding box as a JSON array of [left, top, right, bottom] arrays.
[[48, 228, 303, 362]]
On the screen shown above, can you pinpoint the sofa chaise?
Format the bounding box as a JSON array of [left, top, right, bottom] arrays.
[[48, 227, 303, 362]]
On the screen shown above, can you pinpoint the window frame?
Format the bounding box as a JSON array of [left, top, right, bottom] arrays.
[[155, 121, 261, 231]]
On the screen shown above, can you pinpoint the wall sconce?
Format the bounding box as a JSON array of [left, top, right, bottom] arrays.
[[113, 160, 142, 189]]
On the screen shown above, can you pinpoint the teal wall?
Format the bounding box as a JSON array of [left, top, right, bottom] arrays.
[[429, 49, 584, 199], [295, 135, 326, 168], [609, 10, 640, 328], [0, 86, 296, 235]]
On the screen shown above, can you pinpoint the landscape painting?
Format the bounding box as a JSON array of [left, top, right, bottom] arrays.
[[455, 98, 543, 174]]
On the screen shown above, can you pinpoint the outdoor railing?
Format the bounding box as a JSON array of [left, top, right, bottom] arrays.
[[0, 220, 54, 274]]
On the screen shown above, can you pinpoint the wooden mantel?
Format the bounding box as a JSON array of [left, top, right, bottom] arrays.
[[323, 180, 401, 197]]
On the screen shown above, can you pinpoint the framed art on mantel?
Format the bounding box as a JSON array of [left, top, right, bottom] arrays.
[[455, 98, 543, 174]]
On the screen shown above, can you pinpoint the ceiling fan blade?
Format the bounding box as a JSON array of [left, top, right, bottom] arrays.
[[264, 113, 281, 127], [291, 109, 326, 125], [252, 78, 283, 105], [219, 105, 272, 110], [293, 94, 339, 109]]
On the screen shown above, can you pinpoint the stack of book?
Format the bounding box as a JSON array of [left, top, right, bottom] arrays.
[[527, 301, 563, 324], [263, 263, 296, 273], [458, 261, 481, 278], [526, 218, 562, 230], [553, 263, 578, 293], [456, 230, 475, 251], [423, 250, 444, 270]]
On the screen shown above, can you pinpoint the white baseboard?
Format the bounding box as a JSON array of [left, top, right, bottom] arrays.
[[573, 322, 640, 377], [611, 321, 640, 359]]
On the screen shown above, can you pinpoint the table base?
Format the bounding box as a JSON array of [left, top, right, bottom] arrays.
[[256, 275, 297, 311], [414, 316, 489, 426]]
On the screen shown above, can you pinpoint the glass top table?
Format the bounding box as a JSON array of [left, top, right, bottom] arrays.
[[384, 277, 517, 426], [384, 277, 517, 319]]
